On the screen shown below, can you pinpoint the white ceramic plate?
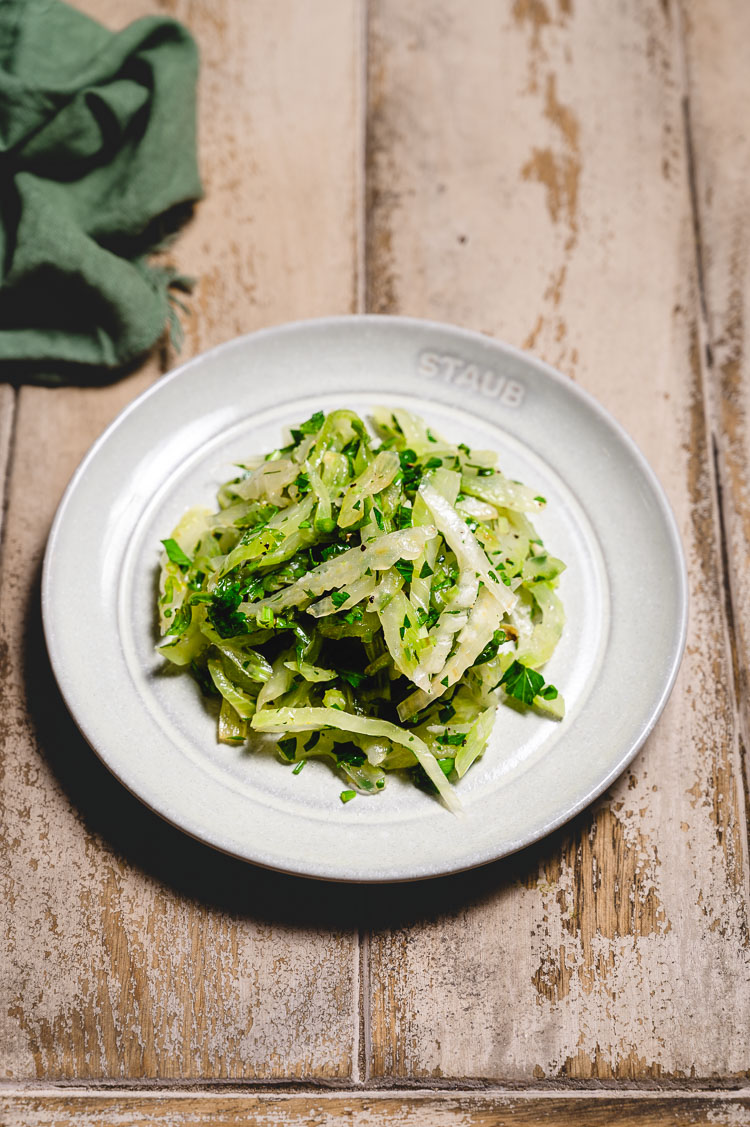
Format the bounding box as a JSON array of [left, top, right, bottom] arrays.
[[43, 317, 687, 882]]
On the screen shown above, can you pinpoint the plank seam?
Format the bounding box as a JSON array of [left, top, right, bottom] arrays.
[[678, 9, 740, 695], [0, 1084, 748, 1100], [712, 433, 747, 770], [0, 1078, 748, 1094], [359, 928, 371, 1084], [363, 0, 377, 316], [0, 386, 19, 574], [355, 0, 368, 319], [680, 112, 711, 358]]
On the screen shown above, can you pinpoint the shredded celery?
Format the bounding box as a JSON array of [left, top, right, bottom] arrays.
[[157, 408, 566, 811]]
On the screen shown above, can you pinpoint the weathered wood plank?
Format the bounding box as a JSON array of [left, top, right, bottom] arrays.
[[0, 0, 363, 1080], [682, 0, 750, 793], [2, 1091, 750, 1127], [365, 0, 750, 1080], [158, 0, 365, 347]]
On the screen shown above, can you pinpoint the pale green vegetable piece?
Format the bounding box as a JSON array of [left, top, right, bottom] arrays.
[[251, 707, 461, 813], [308, 574, 377, 618], [283, 660, 337, 683], [338, 450, 400, 527], [461, 472, 546, 513], [418, 481, 516, 615], [218, 698, 248, 745], [454, 705, 497, 778], [242, 525, 437, 615], [208, 657, 256, 719]]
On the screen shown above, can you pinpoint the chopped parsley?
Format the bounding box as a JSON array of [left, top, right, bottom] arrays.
[[394, 504, 413, 529], [300, 410, 325, 435], [499, 660, 557, 706], [436, 732, 466, 747], [165, 604, 191, 636], [339, 669, 367, 688], [474, 629, 507, 665], [394, 559, 414, 584], [161, 538, 192, 569], [278, 738, 297, 761], [205, 576, 248, 638]]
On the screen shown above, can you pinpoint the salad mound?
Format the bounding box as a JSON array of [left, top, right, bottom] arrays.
[[157, 407, 565, 811]]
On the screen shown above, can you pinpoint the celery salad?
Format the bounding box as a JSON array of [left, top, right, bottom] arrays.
[[157, 408, 565, 813]]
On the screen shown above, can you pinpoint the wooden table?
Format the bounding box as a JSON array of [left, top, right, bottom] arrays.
[[2, 2, 749, 1123]]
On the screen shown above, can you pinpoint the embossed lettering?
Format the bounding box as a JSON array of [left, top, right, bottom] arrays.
[[480, 369, 505, 398], [439, 355, 465, 382], [417, 350, 440, 378], [415, 349, 526, 408], [453, 364, 481, 392], [501, 380, 524, 408]]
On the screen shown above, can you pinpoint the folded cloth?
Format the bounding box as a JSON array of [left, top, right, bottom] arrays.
[[0, 0, 202, 376]]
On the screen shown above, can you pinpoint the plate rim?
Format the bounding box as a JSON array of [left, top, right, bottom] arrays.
[[41, 314, 689, 882]]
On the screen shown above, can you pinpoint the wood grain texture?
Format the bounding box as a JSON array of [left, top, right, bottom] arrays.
[[365, 0, 750, 1080], [0, 0, 363, 1081], [682, 0, 750, 796], [2, 1091, 750, 1127], [155, 0, 366, 349]]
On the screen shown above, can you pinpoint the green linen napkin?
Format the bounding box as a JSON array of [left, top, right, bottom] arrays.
[[0, 0, 202, 377]]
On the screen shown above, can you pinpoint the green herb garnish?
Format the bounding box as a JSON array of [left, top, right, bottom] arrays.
[[161, 538, 192, 568]]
